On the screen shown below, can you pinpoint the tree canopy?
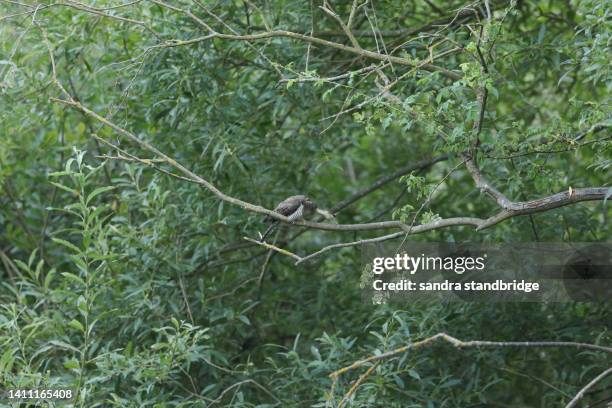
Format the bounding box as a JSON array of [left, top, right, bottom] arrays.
[[0, 0, 611, 406]]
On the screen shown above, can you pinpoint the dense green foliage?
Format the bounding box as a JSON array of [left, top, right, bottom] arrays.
[[1, 0, 610, 406]]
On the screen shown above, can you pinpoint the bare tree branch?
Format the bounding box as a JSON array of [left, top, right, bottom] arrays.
[[476, 187, 610, 230], [295, 183, 609, 261], [320, 1, 362, 50], [338, 362, 379, 408], [464, 153, 513, 208], [565, 367, 612, 408], [244, 237, 302, 262], [330, 332, 612, 379]]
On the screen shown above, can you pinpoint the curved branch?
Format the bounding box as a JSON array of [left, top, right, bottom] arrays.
[[565, 367, 612, 408], [329, 332, 611, 405], [477, 187, 609, 230], [464, 150, 608, 231], [295, 185, 608, 262], [330, 332, 612, 379], [464, 153, 516, 209]]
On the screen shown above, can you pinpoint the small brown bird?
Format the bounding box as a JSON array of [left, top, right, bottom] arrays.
[[260, 195, 325, 242]]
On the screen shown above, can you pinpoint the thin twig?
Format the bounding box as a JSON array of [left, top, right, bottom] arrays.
[[338, 362, 379, 408], [243, 237, 302, 262], [565, 367, 612, 408]]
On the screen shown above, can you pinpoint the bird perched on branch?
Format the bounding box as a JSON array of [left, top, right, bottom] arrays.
[[259, 195, 333, 242]]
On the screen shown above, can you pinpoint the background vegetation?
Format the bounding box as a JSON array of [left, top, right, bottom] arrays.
[[0, 0, 610, 406]]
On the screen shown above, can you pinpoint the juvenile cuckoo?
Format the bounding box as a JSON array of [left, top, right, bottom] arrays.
[[259, 195, 318, 242]]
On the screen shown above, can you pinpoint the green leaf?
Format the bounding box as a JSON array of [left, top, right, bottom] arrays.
[[68, 319, 85, 332], [440, 378, 461, 388], [52, 238, 82, 254], [86, 186, 116, 205], [13, 259, 30, 274], [77, 295, 88, 317], [28, 248, 39, 268], [0, 348, 16, 375], [50, 340, 81, 354], [44, 268, 56, 289], [63, 358, 80, 369], [49, 181, 79, 196], [61, 272, 85, 286], [48, 171, 71, 178]]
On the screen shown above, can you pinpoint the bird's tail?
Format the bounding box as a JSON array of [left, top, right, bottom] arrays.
[[260, 221, 279, 242]]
